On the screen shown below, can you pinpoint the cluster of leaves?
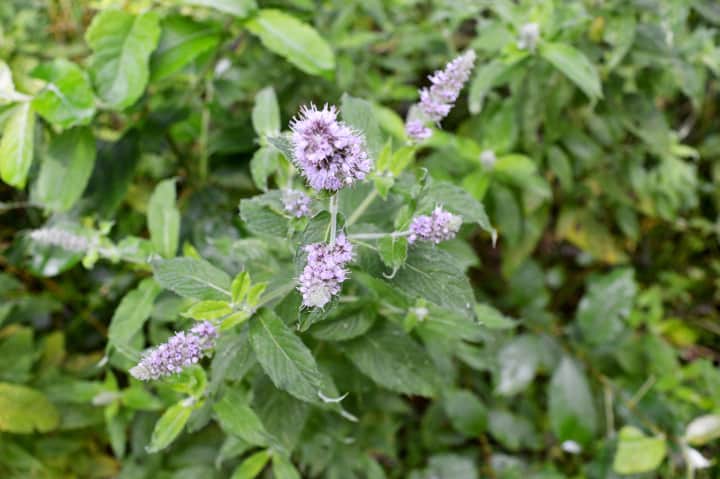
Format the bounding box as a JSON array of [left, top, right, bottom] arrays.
[[1, 0, 720, 478]]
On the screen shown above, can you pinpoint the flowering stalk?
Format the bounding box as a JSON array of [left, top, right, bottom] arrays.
[[328, 194, 338, 246], [130, 321, 218, 381], [298, 234, 353, 309]]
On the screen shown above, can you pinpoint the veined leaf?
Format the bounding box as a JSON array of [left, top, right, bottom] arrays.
[[147, 401, 192, 453], [108, 278, 162, 350], [31, 59, 95, 127], [86, 10, 161, 109], [0, 383, 59, 433], [540, 42, 602, 100], [0, 102, 35, 188], [147, 179, 180, 259], [153, 257, 232, 300], [246, 9, 335, 76]]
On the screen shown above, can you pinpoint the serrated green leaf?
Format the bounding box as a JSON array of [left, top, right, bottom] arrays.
[[184, 300, 232, 320], [148, 179, 180, 259], [576, 268, 636, 344], [231, 450, 271, 479], [249, 308, 330, 404], [246, 9, 334, 76], [548, 357, 597, 445], [183, 0, 257, 17], [231, 272, 251, 304], [0, 383, 59, 433], [86, 10, 161, 109], [252, 86, 280, 136], [444, 389, 487, 437], [31, 59, 95, 127], [390, 243, 474, 318], [151, 15, 221, 82], [250, 147, 279, 191], [613, 426, 667, 474], [147, 401, 192, 453], [33, 127, 96, 212], [540, 42, 602, 100], [153, 257, 232, 300], [213, 386, 272, 447], [239, 191, 288, 237], [342, 321, 439, 397], [108, 278, 161, 350], [378, 236, 407, 270], [419, 181, 493, 234], [0, 102, 35, 188]]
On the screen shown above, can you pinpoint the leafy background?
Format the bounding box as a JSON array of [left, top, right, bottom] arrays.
[[1, 0, 720, 478]]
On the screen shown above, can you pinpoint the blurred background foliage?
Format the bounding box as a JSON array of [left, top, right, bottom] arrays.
[[1, 0, 720, 478]]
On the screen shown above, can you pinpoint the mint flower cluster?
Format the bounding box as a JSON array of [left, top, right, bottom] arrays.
[[406, 50, 476, 141], [283, 189, 312, 218], [298, 234, 353, 308], [408, 207, 462, 244], [290, 104, 371, 191], [130, 321, 218, 381]]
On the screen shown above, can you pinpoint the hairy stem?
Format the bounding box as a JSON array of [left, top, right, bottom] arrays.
[[348, 230, 410, 240], [329, 194, 339, 246]]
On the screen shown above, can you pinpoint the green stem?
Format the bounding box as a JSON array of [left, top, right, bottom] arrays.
[[329, 194, 339, 246]]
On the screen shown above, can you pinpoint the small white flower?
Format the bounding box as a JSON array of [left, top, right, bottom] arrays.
[[562, 440, 582, 454], [517, 23, 541, 51], [480, 150, 496, 169]]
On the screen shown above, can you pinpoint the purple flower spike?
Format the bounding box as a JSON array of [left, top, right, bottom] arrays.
[[408, 206, 463, 244], [130, 321, 218, 381], [419, 50, 476, 123], [298, 234, 354, 308], [290, 104, 372, 192], [283, 190, 312, 218], [405, 119, 432, 142]]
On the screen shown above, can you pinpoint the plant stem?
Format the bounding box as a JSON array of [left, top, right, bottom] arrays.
[[346, 189, 378, 226], [348, 230, 410, 240], [329, 194, 339, 246]]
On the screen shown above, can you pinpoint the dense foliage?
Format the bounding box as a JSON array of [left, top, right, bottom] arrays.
[[1, 1, 720, 478]]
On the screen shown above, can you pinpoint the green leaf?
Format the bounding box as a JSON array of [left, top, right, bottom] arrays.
[[239, 191, 288, 237], [444, 389, 487, 437], [378, 236, 407, 270], [231, 450, 271, 479], [213, 386, 272, 447], [246, 9, 335, 76], [548, 357, 597, 445], [469, 58, 522, 114], [86, 10, 161, 109], [474, 303, 517, 330], [183, 300, 232, 320], [390, 243, 474, 318], [0, 383, 59, 433], [231, 272, 251, 304], [108, 278, 161, 350], [0, 102, 35, 188], [576, 268, 636, 344], [153, 257, 232, 300], [32, 127, 96, 212], [252, 86, 280, 136], [342, 322, 439, 397], [310, 310, 376, 341], [539, 42, 602, 100], [31, 59, 95, 127], [495, 335, 539, 396], [266, 133, 293, 161], [249, 308, 330, 404], [685, 414, 720, 445], [183, 0, 257, 17], [0, 61, 30, 103], [250, 147, 279, 191], [341, 93, 382, 158], [147, 179, 180, 258], [613, 426, 667, 474], [419, 181, 493, 234], [151, 15, 221, 82], [273, 455, 301, 479], [147, 401, 192, 453]]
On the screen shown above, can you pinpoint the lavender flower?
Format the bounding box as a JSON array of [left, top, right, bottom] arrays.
[[290, 104, 371, 192], [129, 321, 218, 381], [408, 206, 463, 244], [404, 51, 476, 142], [283, 189, 312, 218], [405, 119, 432, 142], [418, 50, 476, 123], [517, 23, 540, 51], [298, 234, 353, 308], [29, 227, 90, 252]]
